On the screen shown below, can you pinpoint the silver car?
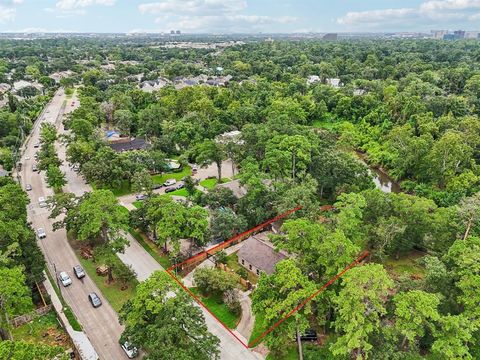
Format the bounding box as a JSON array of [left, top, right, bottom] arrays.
[[88, 292, 102, 308], [25, 184, 32, 191], [37, 228, 46, 239], [73, 265, 85, 279]]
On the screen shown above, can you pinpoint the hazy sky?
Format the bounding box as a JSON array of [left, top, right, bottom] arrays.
[[1, 0, 480, 33]]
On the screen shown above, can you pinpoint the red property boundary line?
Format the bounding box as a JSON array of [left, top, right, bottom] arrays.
[[165, 207, 369, 349]]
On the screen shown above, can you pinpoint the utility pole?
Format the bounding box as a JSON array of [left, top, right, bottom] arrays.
[[296, 320, 304, 360]]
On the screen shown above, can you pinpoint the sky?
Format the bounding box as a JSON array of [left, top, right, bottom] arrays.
[[0, 0, 480, 33]]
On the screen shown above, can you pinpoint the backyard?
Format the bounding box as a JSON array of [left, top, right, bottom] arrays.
[[226, 252, 258, 284]]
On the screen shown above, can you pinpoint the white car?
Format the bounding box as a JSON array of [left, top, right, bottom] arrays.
[[37, 228, 46, 239], [59, 271, 72, 287], [121, 342, 139, 359], [33, 142, 40, 148], [38, 197, 47, 208], [24, 156, 30, 160], [25, 184, 32, 191], [163, 179, 176, 187]]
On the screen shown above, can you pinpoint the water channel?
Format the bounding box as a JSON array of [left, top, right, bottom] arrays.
[[355, 152, 401, 194]]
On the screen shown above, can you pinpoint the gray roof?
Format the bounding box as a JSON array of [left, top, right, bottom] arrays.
[[109, 138, 148, 152], [237, 233, 286, 275]]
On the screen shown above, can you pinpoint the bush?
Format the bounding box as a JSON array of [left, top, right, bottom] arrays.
[[223, 289, 241, 315], [214, 250, 228, 265], [114, 263, 137, 288], [236, 267, 248, 280], [194, 267, 239, 297]]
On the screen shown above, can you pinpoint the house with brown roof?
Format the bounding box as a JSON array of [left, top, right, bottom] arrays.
[[237, 232, 287, 276]]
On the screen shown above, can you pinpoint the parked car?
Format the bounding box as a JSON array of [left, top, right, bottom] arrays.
[[135, 194, 148, 201], [165, 187, 176, 193], [72, 164, 80, 172], [163, 179, 176, 187], [32, 164, 38, 172], [299, 329, 317, 342], [88, 292, 102, 308], [38, 197, 47, 208], [59, 271, 72, 287], [25, 184, 32, 191], [37, 228, 46, 239], [33, 142, 40, 148], [121, 341, 139, 359], [152, 183, 162, 190], [34, 152, 39, 160], [73, 265, 85, 279], [24, 156, 30, 160], [192, 165, 198, 173], [175, 182, 185, 190]]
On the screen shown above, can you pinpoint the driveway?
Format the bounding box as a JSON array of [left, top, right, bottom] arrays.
[[20, 89, 127, 360]]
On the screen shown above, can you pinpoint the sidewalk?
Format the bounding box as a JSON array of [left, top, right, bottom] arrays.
[[43, 273, 99, 360]]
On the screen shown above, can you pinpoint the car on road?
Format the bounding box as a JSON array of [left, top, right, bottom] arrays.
[[163, 179, 176, 187], [38, 197, 47, 208], [88, 292, 102, 308], [192, 165, 198, 173], [37, 228, 46, 239], [32, 164, 38, 172], [33, 142, 40, 148], [175, 182, 185, 190], [152, 183, 162, 190], [72, 164, 80, 172], [73, 265, 85, 279], [135, 194, 148, 201], [24, 156, 30, 160], [164, 186, 176, 193], [59, 271, 72, 287], [121, 341, 139, 359], [25, 184, 32, 191]]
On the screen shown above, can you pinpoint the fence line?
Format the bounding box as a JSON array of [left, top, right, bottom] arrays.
[[12, 305, 52, 327]]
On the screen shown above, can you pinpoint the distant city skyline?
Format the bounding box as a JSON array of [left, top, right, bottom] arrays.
[[0, 1, 480, 34]]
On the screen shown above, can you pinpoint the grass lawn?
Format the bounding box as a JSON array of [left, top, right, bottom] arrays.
[[12, 310, 68, 348], [151, 166, 192, 185], [190, 288, 240, 329], [266, 346, 298, 360], [129, 229, 172, 269], [226, 252, 258, 284], [199, 177, 231, 190], [108, 179, 132, 197], [133, 200, 143, 208], [76, 254, 137, 312], [249, 310, 266, 345], [384, 250, 425, 278]]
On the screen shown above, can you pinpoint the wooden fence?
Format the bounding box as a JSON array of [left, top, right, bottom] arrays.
[[216, 263, 252, 290], [12, 305, 52, 327]]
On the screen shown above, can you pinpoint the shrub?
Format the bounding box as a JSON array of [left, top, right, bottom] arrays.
[[194, 267, 239, 297], [223, 289, 241, 315]]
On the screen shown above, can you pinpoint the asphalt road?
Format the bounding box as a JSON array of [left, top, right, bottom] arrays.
[[24, 89, 261, 360], [21, 89, 127, 360]]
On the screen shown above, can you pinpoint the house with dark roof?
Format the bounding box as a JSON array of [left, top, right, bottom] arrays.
[[109, 138, 148, 152], [237, 232, 287, 276]]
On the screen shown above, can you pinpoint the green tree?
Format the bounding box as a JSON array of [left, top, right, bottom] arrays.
[[432, 315, 475, 360], [193, 267, 239, 297], [393, 290, 440, 350], [131, 169, 153, 195], [0, 341, 68, 360], [252, 259, 317, 356], [331, 264, 393, 359], [195, 140, 227, 182], [45, 165, 66, 191], [119, 271, 220, 360]]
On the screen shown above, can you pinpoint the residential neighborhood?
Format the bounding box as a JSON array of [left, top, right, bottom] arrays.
[[0, 2, 480, 360]]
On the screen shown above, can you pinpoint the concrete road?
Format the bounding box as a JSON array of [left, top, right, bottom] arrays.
[[20, 89, 127, 360]]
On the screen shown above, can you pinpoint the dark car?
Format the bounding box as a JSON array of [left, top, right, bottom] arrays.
[[165, 186, 176, 193], [299, 329, 317, 342], [88, 292, 102, 308], [73, 265, 85, 279], [152, 183, 162, 190]]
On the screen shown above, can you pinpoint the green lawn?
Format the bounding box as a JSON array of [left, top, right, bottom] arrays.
[[133, 200, 143, 209], [151, 166, 192, 185], [12, 310, 67, 348], [266, 346, 298, 360], [384, 251, 425, 278], [199, 177, 231, 190], [249, 310, 266, 345], [108, 180, 132, 197], [129, 229, 172, 269], [226, 252, 258, 284], [190, 288, 240, 329], [76, 254, 137, 312]]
